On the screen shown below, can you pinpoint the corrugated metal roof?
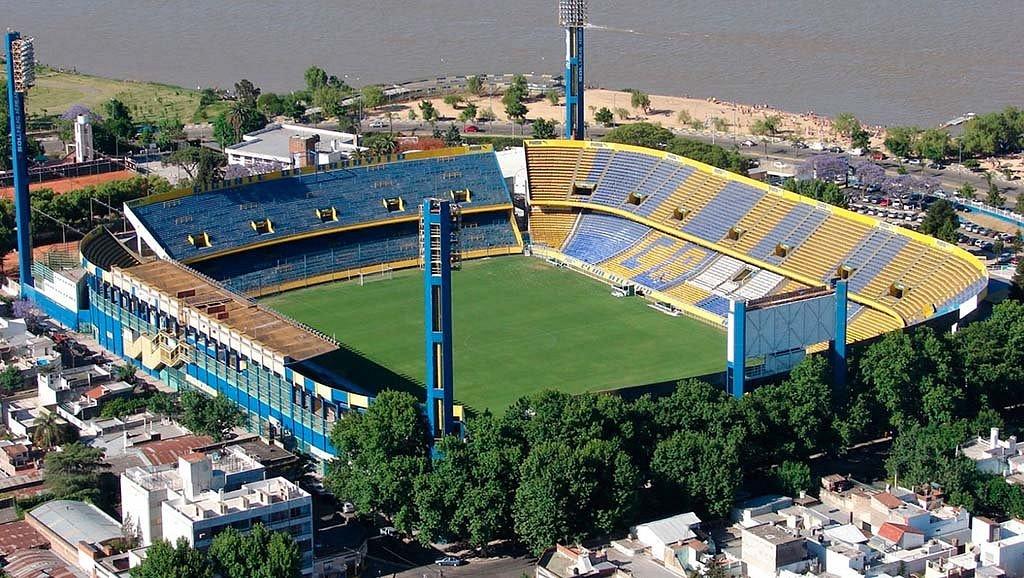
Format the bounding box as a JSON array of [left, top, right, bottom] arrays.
[[636, 512, 702, 545], [28, 500, 122, 547]]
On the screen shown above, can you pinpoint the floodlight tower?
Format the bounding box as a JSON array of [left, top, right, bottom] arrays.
[[559, 0, 588, 140], [421, 198, 461, 442], [5, 31, 35, 289]]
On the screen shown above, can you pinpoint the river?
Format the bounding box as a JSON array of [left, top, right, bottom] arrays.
[[5, 0, 1023, 125]]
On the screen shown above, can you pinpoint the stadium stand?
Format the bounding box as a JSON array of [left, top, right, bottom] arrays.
[[126, 147, 521, 295], [525, 139, 988, 343], [127, 148, 515, 262]]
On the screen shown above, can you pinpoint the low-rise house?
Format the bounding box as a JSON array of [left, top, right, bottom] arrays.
[[963, 428, 1024, 477], [741, 523, 814, 578], [876, 522, 925, 550], [25, 499, 127, 577], [225, 123, 362, 170], [536, 545, 622, 578], [37, 364, 111, 406], [0, 440, 39, 475], [634, 512, 703, 561], [973, 517, 1024, 577], [732, 495, 794, 528]]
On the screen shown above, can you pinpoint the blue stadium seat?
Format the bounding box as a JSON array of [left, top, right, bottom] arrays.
[[561, 211, 650, 264], [682, 182, 765, 241], [132, 152, 512, 261]]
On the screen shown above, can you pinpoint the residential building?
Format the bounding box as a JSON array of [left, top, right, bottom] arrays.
[[225, 124, 361, 170], [25, 500, 125, 577], [963, 428, 1024, 477], [0, 440, 38, 475], [536, 544, 622, 578], [120, 447, 265, 547], [732, 495, 794, 528], [741, 524, 813, 578], [974, 517, 1024, 577], [633, 512, 703, 561], [37, 364, 111, 406]]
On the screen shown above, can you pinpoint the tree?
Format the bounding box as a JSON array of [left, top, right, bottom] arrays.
[[782, 178, 846, 208], [651, 431, 740, 518], [102, 98, 135, 146], [667, 138, 749, 175], [676, 109, 692, 125], [304, 66, 329, 93], [147, 391, 179, 419], [833, 113, 861, 137], [407, 108, 418, 121], [916, 128, 951, 163], [361, 85, 385, 110], [458, 103, 478, 124], [476, 108, 496, 123], [418, 101, 439, 124], [466, 75, 483, 96], [614, 107, 631, 122], [327, 390, 430, 533], [212, 104, 266, 148], [751, 114, 783, 137], [44, 442, 108, 502], [209, 524, 301, 578], [796, 153, 849, 184], [531, 118, 557, 140], [311, 85, 345, 120], [363, 132, 398, 156], [442, 94, 463, 109], [594, 107, 614, 127], [443, 124, 462, 147], [919, 199, 960, 243], [164, 145, 226, 189], [603, 122, 674, 150], [774, 460, 812, 497], [33, 411, 74, 450], [155, 116, 186, 150], [629, 90, 651, 115], [958, 182, 977, 200], [960, 107, 1024, 157], [986, 172, 1005, 207], [256, 93, 286, 118], [850, 126, 871, 150], [546, 90, 560, 106], [502, 74, 529, 123], [116, 363, 138, 384], [884, 126, 920, 159], [180, 390, 245, 442], [233, 79, 261, 109], [0, 366, 22, 393], [131, 538, 213, 578]]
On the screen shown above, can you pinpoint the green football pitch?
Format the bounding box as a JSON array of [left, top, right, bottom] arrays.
[[262, 256, 726, 413]]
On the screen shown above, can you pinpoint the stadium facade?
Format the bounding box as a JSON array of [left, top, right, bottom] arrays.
[[18, 141, 988, 459]]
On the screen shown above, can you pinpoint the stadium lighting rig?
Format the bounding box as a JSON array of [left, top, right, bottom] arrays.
[[558, 0, 587, 140], [10, 35, 36, 93]]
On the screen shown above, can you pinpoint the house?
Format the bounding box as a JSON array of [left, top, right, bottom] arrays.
[[741, 523, 813, 578], [973, 517, 1024, 577], [0, 441, 38, 475], [25, 500, 126, 577], [877, 522, 925, 550], [963, 428, 1024, 477], [731, 495, 794, 528], [633, 512, 702, 561], [536, 544, 622, 578]]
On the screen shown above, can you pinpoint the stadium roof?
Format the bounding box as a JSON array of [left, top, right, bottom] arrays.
[[28, 500, 122, 548], [121, 260, 338, 361]]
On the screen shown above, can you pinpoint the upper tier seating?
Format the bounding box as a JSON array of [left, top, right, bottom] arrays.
[[561, 211, 651, 264], [131, 151, 512, 261], [526, 141, 988, 337]]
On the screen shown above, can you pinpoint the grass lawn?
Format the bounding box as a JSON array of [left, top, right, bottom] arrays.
[[2, 67, 229, 123], [263, 256, 726, 413]]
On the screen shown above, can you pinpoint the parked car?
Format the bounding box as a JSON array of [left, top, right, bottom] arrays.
[[368, 119, 387, 129], [436, 557, 465, 567], [463, 125, 481, 133], [341, 502, 356, 514], [379, 526, 398, 537], [907, 158, 922, 165], [792, 141, 809, 149], [740, 139, 757, 147]]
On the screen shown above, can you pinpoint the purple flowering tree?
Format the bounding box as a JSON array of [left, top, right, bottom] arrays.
[[852, 161, 886, 189], [60, 104, 96, 121], [797, 154, 849, 183]]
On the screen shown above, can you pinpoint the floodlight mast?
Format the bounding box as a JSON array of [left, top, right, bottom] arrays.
[[5, 31, 36, 289], [558, 0, 588, 140]]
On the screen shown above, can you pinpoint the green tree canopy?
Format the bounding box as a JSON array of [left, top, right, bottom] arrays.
[[44, 442, 108, 503], [361, 85, 385, 110], [594, 107, 614, 127], [884, 126, 920, 159], [531, 118, 557, 140], [304, 66, 328, 93], [180, 390, 245, 442], [0, 366, 22, 393], [603, 122, 673, 150], [919, 198, 960, 243], [131, 538, 213, 578], [209, 524, 302, 578], [915, 128, 951, 163], [833, 113, 861, 137], [782, 178, 847, 208]]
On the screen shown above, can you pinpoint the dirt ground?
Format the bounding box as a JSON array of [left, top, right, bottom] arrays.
[[0, 170, 136, 199]]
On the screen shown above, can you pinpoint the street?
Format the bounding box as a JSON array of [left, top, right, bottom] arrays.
[[362, 536, 534, 578]]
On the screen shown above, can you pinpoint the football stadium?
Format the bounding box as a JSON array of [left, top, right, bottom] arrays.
[[0, 134, 976, 460]]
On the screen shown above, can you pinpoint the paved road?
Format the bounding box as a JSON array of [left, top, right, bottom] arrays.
[[363, 536, 534, 578]]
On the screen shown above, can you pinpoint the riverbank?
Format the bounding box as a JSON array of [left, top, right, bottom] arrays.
[[0, 66, 227, 123]]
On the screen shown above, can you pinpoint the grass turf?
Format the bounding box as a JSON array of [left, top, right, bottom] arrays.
[[262, 256, 726, 413]]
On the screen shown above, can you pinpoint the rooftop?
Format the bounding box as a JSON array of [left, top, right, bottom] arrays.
[[636, 512, 702, 545], [120, 259, 337, 361], [165, 477, 308, 522], [0, 519, 47, 556], [28, 500, 123, 548], [125, 444, 264, 491], [3, 547, 84, 578], [226, 123, 359, 160], [745, 523, 803, 546]]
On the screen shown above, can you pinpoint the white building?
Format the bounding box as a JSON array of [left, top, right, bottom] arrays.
[[963, 428, 1023, 477], [121, 452, 312, 574], [974, 517, 1024, 577], [633, 512, 702, 561], [225, 123, 361, 170]]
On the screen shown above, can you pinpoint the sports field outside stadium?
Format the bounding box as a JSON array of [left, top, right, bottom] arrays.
[[262, 256, 726, 412]]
